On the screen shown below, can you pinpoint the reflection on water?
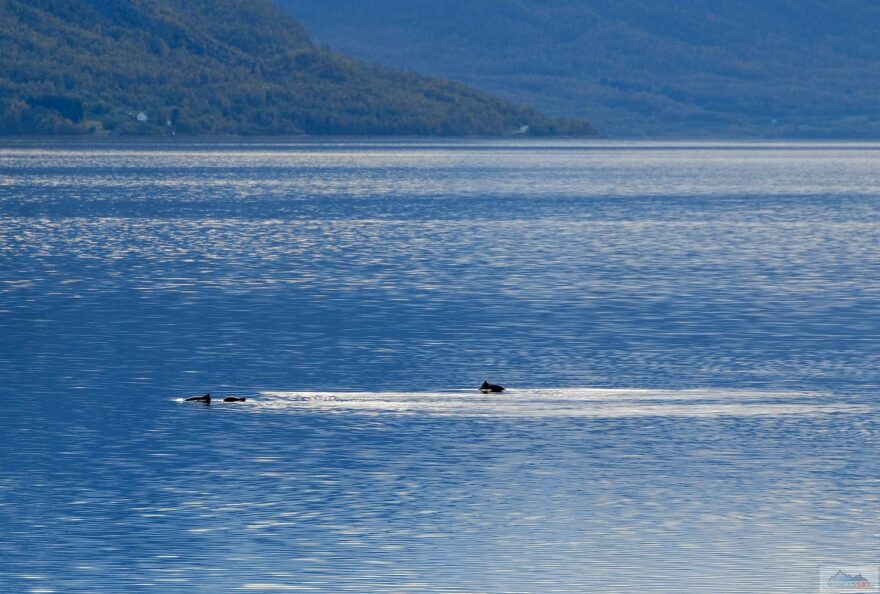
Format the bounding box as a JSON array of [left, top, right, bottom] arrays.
[[1, 139, 879, 592]]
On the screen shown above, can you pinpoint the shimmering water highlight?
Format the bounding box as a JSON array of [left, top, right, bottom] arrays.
[[2, 139, 879, 593]]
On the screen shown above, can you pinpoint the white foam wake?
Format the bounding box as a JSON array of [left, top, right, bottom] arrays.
[[253, 388, 870, 418]]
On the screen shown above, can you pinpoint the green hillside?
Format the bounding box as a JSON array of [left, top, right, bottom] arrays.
[[281, 0, 880, 138], [0, 0, 595, 136]]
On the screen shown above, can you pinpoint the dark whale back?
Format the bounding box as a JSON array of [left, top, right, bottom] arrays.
[[223, 396, 247, 403], [185, 393, 211, 403], [479, 381, 505, 393]]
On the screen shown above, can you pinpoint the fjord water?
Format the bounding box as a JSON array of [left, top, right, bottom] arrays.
[[2, 139, 879, 593]]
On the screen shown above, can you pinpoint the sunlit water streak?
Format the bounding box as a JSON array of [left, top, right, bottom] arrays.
[[255, 388, 871, 418], [1, 139, 879, 593]]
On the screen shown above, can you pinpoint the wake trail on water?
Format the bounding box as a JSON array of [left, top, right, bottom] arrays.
[[249, 388, 871, 418]]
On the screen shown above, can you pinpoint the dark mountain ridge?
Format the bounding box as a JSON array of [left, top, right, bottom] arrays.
[[0, 0, 594, 136], [280, 0, 880, 138]]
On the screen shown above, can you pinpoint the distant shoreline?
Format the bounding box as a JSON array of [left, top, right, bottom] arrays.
[[3, 135, 880, 144]]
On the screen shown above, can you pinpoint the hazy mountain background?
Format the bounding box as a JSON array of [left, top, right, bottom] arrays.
[[0, 0, 593, 136], [280, 0, 880, 138]]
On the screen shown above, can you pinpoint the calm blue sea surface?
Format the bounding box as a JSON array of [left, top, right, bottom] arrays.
[[1, 139, 879, 593]]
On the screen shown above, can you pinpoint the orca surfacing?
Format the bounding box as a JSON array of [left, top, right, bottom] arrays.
[[479, 381, 505, 393]]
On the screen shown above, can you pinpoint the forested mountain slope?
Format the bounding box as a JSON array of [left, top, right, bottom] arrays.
[[281, 0, 880, 137], [0, 0, 594, 136]]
